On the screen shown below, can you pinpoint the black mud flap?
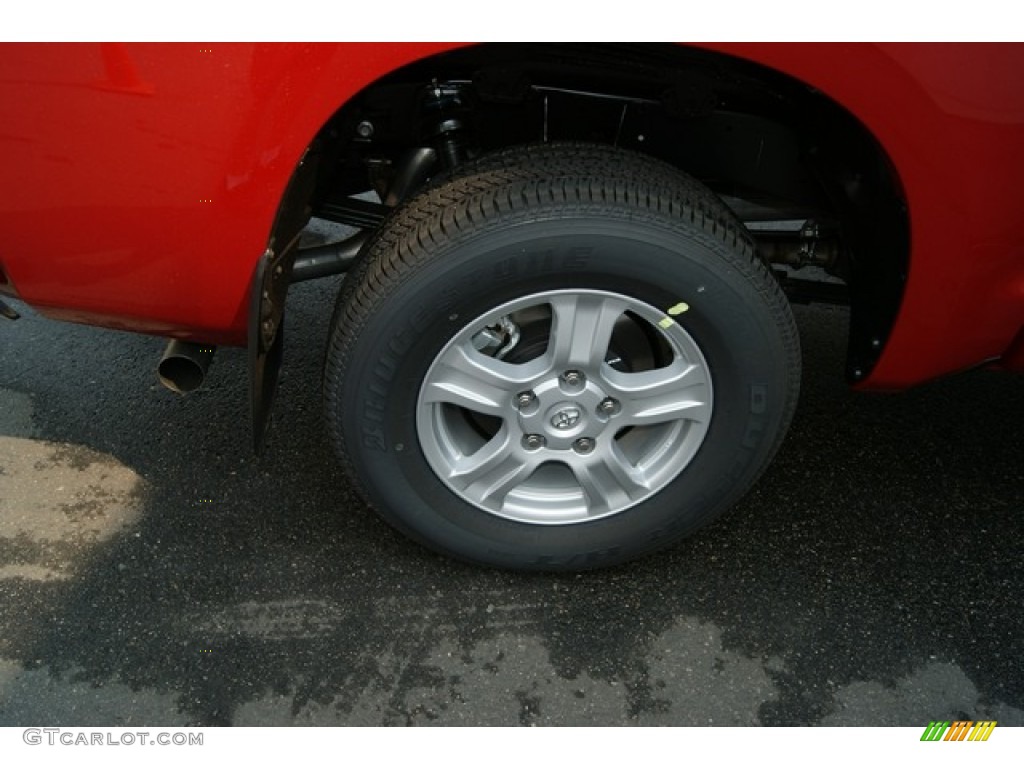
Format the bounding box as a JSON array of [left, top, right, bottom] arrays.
[[247, 235, 300, 454], [247, 143, 321, 453]]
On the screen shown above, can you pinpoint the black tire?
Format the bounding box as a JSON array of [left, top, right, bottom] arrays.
[[431, 141, 733, 223], [344, 142, 737, 301], [324, 162, 799, 571]]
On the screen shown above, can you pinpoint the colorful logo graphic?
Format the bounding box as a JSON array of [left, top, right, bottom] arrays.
[[920, 721, 997, 742]]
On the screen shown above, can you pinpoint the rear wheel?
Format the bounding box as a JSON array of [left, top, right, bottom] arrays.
[[324, 155, 799, 570]]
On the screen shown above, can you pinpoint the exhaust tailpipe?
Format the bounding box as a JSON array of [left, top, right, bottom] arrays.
[[158, 341, 216, 394]]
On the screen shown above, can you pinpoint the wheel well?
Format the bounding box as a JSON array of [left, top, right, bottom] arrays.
[[290, 43, 909, 382]]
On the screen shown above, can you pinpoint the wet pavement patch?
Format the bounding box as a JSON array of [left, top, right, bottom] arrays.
[[1, 296, 1021, 726]]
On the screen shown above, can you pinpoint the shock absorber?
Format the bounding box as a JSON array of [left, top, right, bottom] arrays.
[[422, 81, 472, 170]]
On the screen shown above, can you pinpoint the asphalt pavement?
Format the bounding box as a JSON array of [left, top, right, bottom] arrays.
[[0, 268, 1021, 726]]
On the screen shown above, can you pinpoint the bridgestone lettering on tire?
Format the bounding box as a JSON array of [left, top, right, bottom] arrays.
[[324, 148, 800, 571]]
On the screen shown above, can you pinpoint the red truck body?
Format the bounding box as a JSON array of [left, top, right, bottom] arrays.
[[1, 44, 1022, 388]]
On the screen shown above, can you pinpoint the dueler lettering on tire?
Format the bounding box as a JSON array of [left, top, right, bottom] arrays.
[[324, 148, 800, 571]]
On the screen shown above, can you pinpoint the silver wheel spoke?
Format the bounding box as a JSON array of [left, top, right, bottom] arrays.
[[570, 443, 650, 515], [417, 289, 714, 525], [547, 293, 628, 369], [450, 426, 535, 507], [421, 341, 525, 416], [605, 361, 712, 427]]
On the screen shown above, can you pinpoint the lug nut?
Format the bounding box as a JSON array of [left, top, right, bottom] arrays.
[[523, 434, 546, 451], [573, 437, 595, 454], [598, 398, 620, 416], [561, 370, 585, 388], [516, 391, 536, 410]]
